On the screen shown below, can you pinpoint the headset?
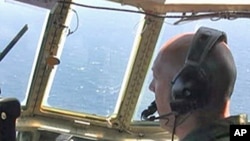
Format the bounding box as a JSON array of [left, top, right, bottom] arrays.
[[141, 27, 227, 120], [170, 26, 227, 114]]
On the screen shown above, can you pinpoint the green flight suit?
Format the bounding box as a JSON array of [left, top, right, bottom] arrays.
[[181, 114, 248, 141]]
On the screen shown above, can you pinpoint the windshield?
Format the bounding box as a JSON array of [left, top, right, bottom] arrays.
[[42, 0, 142, 117]]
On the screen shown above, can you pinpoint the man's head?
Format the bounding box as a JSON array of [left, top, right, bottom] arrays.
[[149, 28, 236, 131]]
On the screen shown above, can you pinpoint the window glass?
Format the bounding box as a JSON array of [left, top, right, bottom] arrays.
[[133, 17, 250, 121], [0, 0, 48, 105], [44, 0, 142, 117]]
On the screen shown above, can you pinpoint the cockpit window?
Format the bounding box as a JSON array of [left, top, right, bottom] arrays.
[[43, 0, 142, 117], [133, 16, 250, 121], [0, 0, 48, 105]]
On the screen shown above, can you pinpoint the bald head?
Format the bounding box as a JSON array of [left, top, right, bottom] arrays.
[[154, 32, 236, 109]]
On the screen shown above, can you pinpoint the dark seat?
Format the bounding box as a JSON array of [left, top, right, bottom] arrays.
[[0, 98, 21, 141]]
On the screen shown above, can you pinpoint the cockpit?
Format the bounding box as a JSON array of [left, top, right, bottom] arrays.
[[1, 0, 250, 140]]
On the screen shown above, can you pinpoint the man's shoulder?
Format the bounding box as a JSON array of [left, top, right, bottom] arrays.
[[181, 114, 248, 141], [181, 123, 230, 141]]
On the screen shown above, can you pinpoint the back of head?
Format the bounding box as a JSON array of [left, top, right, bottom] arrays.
[[202, 39, 236, 111], [164, 27, 237, 115]]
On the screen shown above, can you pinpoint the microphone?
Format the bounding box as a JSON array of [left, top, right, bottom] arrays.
[[147, 112, 177, 121], [141, 101, 178, 121], [141, 101, 157, 121]]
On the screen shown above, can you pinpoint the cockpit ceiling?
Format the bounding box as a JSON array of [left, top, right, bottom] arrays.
[[13, 0, 250, 12]]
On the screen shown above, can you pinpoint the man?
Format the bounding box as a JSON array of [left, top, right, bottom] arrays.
[[149, 27, 247, 141]]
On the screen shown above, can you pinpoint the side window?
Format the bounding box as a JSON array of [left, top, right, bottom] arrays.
[[133, 18, 250, 121], [0, 0, 48, 105]]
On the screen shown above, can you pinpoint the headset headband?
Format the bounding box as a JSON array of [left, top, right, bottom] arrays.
[[186, 27, 227, 66]]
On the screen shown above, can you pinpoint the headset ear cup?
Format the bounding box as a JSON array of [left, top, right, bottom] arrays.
[[169, 27, 226, 114], [171, 65, 209, 114]]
